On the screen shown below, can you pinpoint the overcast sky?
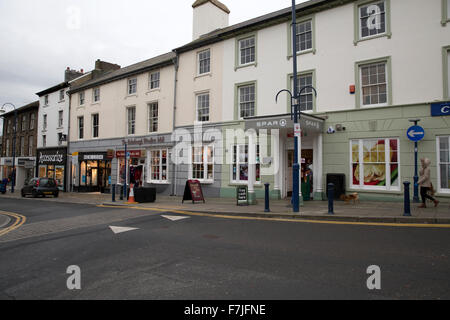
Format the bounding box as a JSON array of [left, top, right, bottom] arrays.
[[0, 0, 307, 134]]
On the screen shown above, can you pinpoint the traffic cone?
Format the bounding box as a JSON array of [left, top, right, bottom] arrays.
[[126, 183, 138, 204]]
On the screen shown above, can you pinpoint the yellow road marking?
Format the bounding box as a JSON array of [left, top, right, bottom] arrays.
[[97, 205, 450, 229], [0, 211, 27, 237]]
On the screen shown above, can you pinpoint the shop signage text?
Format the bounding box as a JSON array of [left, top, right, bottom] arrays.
[[431, 102, 450, 117], [122, 136, 165, 146], [116, 150, 142, 158], [39, 152, 65, 164]]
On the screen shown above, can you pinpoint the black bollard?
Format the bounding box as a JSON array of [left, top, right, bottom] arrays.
[[328, 183, 335, 215], [264, 183, 270, 212], [120, 185, 123, 201], [403, 181, 411, 216], [112, 184, 116, 202]]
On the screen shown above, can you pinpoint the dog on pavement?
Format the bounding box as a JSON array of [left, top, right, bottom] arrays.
[[340, 192, 360, 204]]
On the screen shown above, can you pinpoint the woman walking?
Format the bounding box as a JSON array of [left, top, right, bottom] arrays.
[[418, 158, 439, 208]]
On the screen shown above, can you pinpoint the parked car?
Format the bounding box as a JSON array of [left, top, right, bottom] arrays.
[[21, 178, 59, 198]]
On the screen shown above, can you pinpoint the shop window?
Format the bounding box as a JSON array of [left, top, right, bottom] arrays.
[[231, 144, 260, 183], [438, 136, 450, 193], [119, 157, 144, 186], [191, 145, 214, 182], [351, 138, 399, 191], [149, 149, 168, 183]]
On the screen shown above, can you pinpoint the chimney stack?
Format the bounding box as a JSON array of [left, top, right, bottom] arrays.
[[65, 67, 83, 82], [192, 0, 229, 40]]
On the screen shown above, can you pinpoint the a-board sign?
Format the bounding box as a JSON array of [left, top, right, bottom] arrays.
[[182, 180, 205, 204], [236, 185, 248, 206]]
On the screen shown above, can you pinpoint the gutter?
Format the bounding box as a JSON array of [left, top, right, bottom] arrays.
[[171, 53, 179, 196]]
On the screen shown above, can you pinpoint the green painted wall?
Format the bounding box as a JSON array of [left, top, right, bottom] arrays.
[[320, 103, 450, 201]]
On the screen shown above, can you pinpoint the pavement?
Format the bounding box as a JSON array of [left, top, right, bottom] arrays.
[[1, 190, 449, 224]]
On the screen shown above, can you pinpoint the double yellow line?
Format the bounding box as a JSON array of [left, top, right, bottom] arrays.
[[0, 211, 26, 237]]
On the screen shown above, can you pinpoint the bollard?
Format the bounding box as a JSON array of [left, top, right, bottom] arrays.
[[403, 181, 411, 216], [264, 183, 270, 212], [120, 185, 123, 201], [327, 183, 335, 215], [112, 184, 116, 202]]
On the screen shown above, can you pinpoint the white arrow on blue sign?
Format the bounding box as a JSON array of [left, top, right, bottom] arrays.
[[407, 125, 425, 142]]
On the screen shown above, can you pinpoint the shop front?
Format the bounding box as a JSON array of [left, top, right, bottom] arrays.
[[116, 149, 145, 187], [36, 147, 67, 191], [243, 113, 325, 201], [0, 157, 35, 191], [76, 152, 112, 193]]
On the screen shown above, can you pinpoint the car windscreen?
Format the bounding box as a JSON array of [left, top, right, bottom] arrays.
[[40, 179, 56, 187]]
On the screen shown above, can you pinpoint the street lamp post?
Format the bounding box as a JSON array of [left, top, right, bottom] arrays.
[[0, 103, 17, 193]]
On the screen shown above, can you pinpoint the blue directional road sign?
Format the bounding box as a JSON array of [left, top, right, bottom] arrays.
[[407, 125, 425, 142]]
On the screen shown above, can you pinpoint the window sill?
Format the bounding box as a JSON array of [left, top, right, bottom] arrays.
[[195, 72, 212, 80], [92, 101, 101, 105], [193, 180, 214, 185], [148, 181, 171, 185], [287, 49, 316, 60], [234, 62, 257, 71], [146, 88, 160, 94], [229, 182, 263, 187], [354, 32, 392, 46], [348, 186, 401, 194], [125, 94, 138, 99]]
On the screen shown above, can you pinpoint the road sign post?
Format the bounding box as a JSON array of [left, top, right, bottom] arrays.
[[407, 120, 424, 203]]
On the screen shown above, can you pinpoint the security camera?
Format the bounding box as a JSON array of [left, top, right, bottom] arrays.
[[327, 126, 335, 134]]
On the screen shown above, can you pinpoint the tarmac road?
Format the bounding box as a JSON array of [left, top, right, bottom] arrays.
[[0, 198, 449, 300]]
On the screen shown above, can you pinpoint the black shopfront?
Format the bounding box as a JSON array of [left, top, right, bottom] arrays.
[[77, 152, 112, 193], [36, 147, 68, 191]]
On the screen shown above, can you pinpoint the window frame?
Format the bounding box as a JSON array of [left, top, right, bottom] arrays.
[[44, 95, 49, 106], [42, 135, 46, 147], [127, 106, 136, 136], [287, 70, 316, 113], [77, 116, 84, 140], [437, 135, 450, 194], [190, 145, 214, 183], [442, 0, 450, 26], [58, 110, 64, 128], [28, 136, 33, 156], [149, 71, 160, 90], [353, 0, 391, 45], [147, 148, 169, 184], [235, 33, 257, 70], [128, 77, 137, 95], [42, 114, 47, 131], [79, 91, 85, 106], [196, 92, 210, 123], [443, 46, 450, 100], [197, 48, 211, 75], [93, 87, 101, 103], [148, 102, 159, 133], [231, 144, 261, 184], [355, 56, 392, 108], [21, 115, 27, 132], [59, 89, 65, 102], [92, 113, 99, 138], [287, 15, 316, 59], [234, 81, 257, 120], [350, 137, 401, 192], [29, 113, 35, 130]]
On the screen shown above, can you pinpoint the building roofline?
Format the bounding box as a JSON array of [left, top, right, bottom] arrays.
[[68, 52, 176, 94], [175, 0, 354, 53], [36, 82, 69, 97]]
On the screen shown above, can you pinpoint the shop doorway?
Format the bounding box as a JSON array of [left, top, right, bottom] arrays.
[[285, 149, 313, 200]]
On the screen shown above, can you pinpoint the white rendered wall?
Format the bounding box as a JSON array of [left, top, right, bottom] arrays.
[[222, 0, 450, 121], [37, 89, 69, 148]]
